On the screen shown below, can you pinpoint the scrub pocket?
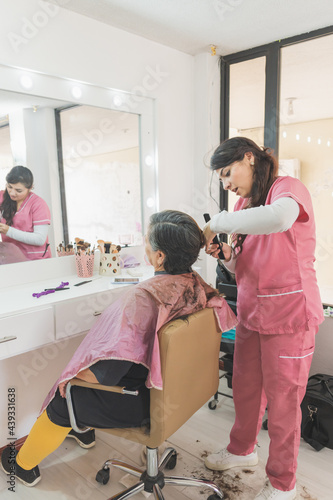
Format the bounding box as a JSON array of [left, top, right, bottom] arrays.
[[257, 282, 307, 333], [278, 345, 314, 388]]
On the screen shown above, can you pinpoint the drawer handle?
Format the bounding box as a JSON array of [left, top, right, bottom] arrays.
[[93, 311, 102, 316], [0, 336, 17, 344]]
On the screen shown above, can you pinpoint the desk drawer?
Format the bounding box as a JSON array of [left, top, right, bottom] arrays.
[[54, 288, 124, 340], [0, 307, 54, 359]]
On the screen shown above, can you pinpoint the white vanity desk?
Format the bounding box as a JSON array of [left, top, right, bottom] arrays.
[[0, 251, 153, 360]]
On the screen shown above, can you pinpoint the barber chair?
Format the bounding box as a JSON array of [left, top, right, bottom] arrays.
[[208, 264, 237, 410], [66, 308, 224, 500]]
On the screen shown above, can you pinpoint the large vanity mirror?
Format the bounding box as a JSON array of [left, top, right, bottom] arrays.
[[0, 63, 157, 266]]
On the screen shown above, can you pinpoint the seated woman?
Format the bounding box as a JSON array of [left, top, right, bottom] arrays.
[[1, 210, 237, 487]]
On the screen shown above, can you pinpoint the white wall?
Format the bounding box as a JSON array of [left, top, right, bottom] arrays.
[[0, 0, 221, 279], [0, 0, 195, 211], [0, 0, 220, 443]]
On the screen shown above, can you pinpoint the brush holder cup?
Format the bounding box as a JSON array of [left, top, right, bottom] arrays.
[[75, 254, 95, 278], [57, 249, 75, 257], [99, 253, 122, 276]]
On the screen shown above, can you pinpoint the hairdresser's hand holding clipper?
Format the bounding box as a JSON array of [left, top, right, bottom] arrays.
[[203, 137, 324, 500], [202, 226, 232, 262]]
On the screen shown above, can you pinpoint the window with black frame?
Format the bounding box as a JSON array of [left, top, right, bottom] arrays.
[[219, 26, 333, 292]]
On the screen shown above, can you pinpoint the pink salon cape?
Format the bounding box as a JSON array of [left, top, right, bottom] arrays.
[[40, 272, 237, 414], [234, 176, 324, 334], [0, 191, 52, 260]]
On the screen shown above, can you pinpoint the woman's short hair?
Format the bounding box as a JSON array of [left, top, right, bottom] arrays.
[[148, 210, 205, 274]]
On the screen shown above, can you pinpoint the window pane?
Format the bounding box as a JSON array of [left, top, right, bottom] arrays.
[[59, 105, 142, 247], [228, 56, 266, 210], [279, 34, 333, 290]]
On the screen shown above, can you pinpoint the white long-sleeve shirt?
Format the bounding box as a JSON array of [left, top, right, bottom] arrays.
[[212, 197, 300, 273], [6, 224, 49, 246]]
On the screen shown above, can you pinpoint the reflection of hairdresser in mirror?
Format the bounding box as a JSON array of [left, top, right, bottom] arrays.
[[203, 137, 324, 500], [0, 166, 52, 260]]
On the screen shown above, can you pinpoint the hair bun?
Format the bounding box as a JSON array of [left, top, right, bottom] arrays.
[[262, 146, 273, 155]]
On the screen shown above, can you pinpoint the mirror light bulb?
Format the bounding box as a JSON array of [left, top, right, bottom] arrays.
[[145, 155, 153, 166], [20, 75, 33, 89], [146, 197, 154, 208], [113, 95, 122, 107], [71, 86, 82, 99]]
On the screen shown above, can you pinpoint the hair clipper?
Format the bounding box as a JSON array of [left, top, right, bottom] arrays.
[[203, 213, 225, 260]]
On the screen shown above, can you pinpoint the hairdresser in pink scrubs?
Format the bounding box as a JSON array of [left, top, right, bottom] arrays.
[[0, 166, 52, 260], [203, 137, 324, 500]]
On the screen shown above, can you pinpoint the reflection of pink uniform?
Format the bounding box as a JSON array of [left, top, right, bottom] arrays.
[[228, 177, 324, 491], [0, 191, 52, 260]]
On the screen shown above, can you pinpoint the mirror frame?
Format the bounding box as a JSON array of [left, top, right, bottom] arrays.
[[0, 62, 158, 268]]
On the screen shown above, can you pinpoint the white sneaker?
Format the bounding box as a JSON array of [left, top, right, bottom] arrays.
[[204, 447, 258, 471], [255, 481, 297, 499]]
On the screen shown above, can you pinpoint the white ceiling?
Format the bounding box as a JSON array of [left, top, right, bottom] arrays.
[[45, 0, 333, 128], [1, 1, 332, 130], [48, 0, 333, 56], [0, 91, 139, 154], [0, 90, 69, 119], [60, 105, 139, 156]]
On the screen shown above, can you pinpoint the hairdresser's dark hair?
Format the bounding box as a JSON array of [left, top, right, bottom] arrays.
[[148, 210, 205, 274], [0, 166, 33, 226], [210, 137, 278, 253]]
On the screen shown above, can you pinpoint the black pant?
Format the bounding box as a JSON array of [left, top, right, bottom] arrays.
[[47, 386, 150, 430]]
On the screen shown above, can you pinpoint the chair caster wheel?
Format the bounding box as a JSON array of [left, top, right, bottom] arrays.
[[165, 452, 177, 470], [208, 400, 218, 410], [262, 419, 268, 430], [96, 467, 110, 485], [207, 494, 223, 499]]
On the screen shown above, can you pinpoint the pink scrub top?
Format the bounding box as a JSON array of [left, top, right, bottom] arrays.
[[0, 190, 52, 260], [234, 176, 324, 335]]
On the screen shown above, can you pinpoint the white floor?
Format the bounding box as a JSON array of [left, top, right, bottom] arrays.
[[0, 379, 332, 500]]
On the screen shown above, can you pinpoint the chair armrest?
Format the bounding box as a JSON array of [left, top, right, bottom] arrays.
[[70, 377, 129, 393], [65, 378, 139, 433]]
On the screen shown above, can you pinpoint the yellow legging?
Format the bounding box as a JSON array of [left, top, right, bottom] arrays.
[[16, 410, 71, 470]]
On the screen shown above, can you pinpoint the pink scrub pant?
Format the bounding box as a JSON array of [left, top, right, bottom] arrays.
[[227, 323, 317, 491]]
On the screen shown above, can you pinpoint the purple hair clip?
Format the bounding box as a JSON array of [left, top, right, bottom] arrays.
[[32, 281, 70, 298], [56, 281, 69, 289], [32, 289, 55, 299]]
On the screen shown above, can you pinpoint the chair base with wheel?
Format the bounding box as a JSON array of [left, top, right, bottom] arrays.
[[94, 446, 222, 500], [66, 308, 225, 499]]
